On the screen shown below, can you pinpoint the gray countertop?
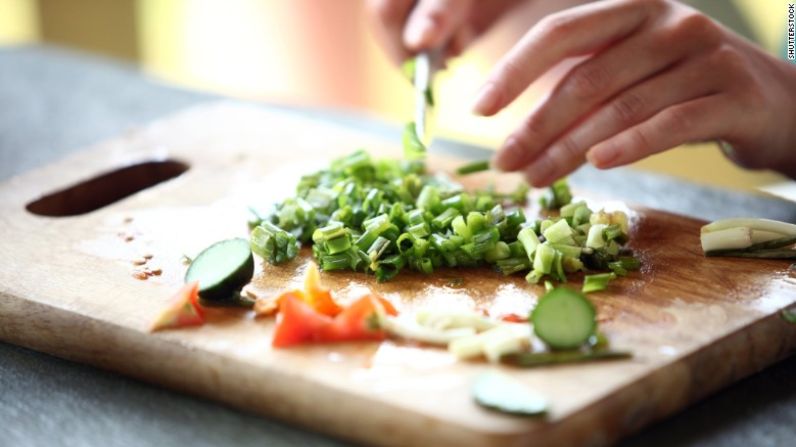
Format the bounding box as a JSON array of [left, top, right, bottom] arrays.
[[1, 45, 795, 447]]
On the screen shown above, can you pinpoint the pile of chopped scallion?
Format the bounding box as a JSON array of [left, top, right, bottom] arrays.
[[248, 150, 639, 289]]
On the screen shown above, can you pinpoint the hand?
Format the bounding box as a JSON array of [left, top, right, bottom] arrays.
[[475, 0, 796, 185], [365, 0, 525, 64]]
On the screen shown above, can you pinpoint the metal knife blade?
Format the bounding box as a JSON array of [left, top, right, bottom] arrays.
[[413, 51, 433, 145]]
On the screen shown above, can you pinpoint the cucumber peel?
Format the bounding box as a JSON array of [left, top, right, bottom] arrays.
[[531, 288, 596, 350], [185, 238, 254, 304]]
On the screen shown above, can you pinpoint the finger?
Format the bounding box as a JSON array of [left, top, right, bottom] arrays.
[[366, 0, 416, 64], [473, 0, 655, 116], [540, 55, 727, 178], [493, 20, 714, 172], [404, 0, 473, 50], [444, 26, 475, 59], [586, 95, 733, 170]]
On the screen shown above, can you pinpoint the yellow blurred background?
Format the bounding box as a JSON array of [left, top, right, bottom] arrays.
[[1, 0, 791, 192]]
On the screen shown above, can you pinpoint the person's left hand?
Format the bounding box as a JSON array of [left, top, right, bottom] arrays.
[[474, 0, 796, 185]]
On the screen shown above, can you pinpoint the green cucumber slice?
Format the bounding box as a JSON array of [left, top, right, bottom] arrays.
[[185, 238, 254, 303], [472, 371, 548, 416], [531, 288, 596, 350]]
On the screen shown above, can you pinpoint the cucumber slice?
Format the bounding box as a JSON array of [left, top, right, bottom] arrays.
[[185, 238, 254, 303], [472, 371, 548, 416], [531, 288, 596, 350]]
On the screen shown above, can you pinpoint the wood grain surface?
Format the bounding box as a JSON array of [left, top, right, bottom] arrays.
[[1, 102, 795, 447]]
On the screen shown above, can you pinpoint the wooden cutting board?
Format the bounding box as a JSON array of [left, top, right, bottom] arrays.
[[1, 102, 795, 447]]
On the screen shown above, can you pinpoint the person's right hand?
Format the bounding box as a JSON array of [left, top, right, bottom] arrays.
[[365, 0, 524, 65]]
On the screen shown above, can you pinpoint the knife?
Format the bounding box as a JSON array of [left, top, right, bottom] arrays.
[[413, 49, 439, 146]]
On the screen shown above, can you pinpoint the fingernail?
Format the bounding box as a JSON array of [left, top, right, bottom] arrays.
[[472, 82, 500, 116], [587, 145, 620, 168], [493, 138, 525, 171], [525, 157, 554, 187], [405, 17, 435, 48]]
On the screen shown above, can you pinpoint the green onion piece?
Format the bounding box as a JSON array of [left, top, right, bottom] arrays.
[[503, 350, 632, 368], [542, 219, 574, 244], [533, 244, 556, 275], [415, 185, 439, 211], [525, 269, 544, 284], [550, 244, 582, 258], [403, 122, 426, 160], [367, 236, 391, 264], [456, 160, 490, 175], [560, 201, 585, 218], [582, 273, 617, 293], [604, 224, 628, 244], [704, 249, 796, 259], [496, 257, 531, 275], [451, 215, 471, 239], [572, 206, 592, 227], [376, 254, 406, 282], [431, 207, 460, 230], [250, 222, 300, 265], [318, 252, 351, 271], [325, 234, 352, 255], [608, 261, 628, 276], [539, 178, 572, 210], [517, 227, 539, 261], [484, 241, 511, 262]]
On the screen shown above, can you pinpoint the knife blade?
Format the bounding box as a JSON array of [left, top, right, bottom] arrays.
[[413, 50, 435, 145]]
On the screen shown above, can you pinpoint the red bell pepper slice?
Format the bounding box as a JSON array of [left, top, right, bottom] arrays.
[[271, 293, 398, 348], [150, 281, 204, 332]]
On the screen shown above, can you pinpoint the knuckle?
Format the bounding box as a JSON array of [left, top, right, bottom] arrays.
[[711, 45, 745, 71], [500, 58, 525, 84], [566, 63, 610, 100], [521, 113, 547, 139], [674, 13, 722, 46], [557, 135, 583, 161], [660, 106, 695, 136], [627, 127, 654, 154], [538, 13, 577, 40], [611, 92, 647, 126]]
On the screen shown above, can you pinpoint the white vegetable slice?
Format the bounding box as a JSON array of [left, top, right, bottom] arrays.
[[380, 316, 476, 345], [700, 227, 752, 253], [751, 230, 787, 244], [701, 218, 796, 236], [415, 310, 497, 331], [449, 324, 531, 362]]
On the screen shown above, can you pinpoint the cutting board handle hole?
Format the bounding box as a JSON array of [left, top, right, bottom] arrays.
[[25, 160, 189, 217]]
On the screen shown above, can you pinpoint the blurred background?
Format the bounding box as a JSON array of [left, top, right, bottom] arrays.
[[1, 0, 793, 193]]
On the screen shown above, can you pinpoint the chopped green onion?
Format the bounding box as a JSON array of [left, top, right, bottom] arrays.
[[250, 222, 299, 265], [582, 273, 617, 293], [503, 349, 632, 367], [539, 178, 572, 210], [456, 160, 490, 175], [517, 227, 539, 261], [251, 155, 635, 286]]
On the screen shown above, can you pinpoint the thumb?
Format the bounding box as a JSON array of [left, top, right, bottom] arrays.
[[403, 0, 472, 51]]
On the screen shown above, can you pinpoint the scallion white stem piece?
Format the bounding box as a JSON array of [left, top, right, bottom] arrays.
[[701, 218, 796, 236], [751, 230, 786, 244], [700, 218, 796, 255], [700, 227, 752, 253], [380, 315, 476, 345]]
